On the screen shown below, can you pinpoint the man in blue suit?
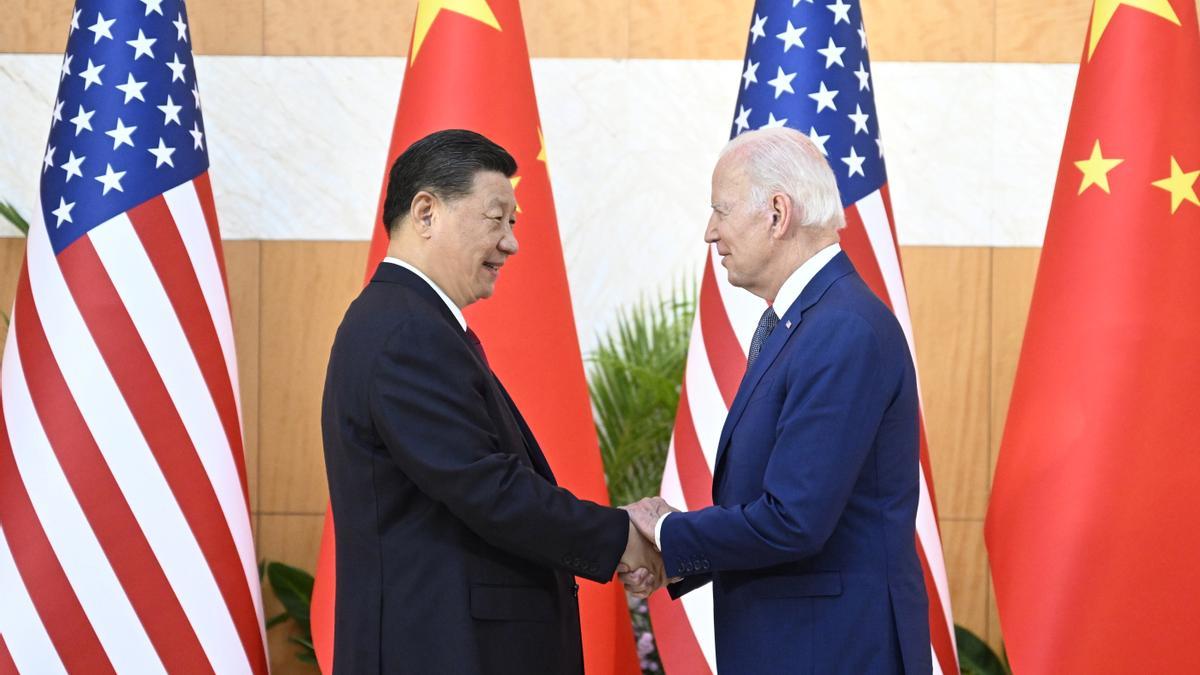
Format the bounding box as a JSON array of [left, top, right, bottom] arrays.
[[625, 127, 931, 673]]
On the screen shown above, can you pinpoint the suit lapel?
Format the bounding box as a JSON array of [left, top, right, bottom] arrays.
[[372, 263, 551, 478], [462, 345, 551, 480], [712, 252, 856, 482], [493, 379, 558, 484]]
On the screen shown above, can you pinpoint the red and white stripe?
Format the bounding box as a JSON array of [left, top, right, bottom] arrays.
[[0, 174, 267, 674], [650, 186, 959, 675]]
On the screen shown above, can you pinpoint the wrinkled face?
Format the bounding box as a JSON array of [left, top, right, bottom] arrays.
[[428, 170, 519, 308], [705, 156, 774, 292]]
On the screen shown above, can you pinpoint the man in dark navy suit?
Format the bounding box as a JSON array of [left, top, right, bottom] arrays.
[[627, 127, 932, 674], [321, 129, 661, 674]]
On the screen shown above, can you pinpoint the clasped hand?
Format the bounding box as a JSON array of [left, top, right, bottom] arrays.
[[616, 497, 680, 599]]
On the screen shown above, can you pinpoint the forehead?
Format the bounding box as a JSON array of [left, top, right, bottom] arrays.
[[465, 170, 515, 205], [712, 155, 749, 196]]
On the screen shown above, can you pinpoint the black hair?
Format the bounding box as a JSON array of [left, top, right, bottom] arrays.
[[381, 129, 518, 235]]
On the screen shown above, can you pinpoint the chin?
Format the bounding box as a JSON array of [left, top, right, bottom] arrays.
[[724, 269, 747, 289]]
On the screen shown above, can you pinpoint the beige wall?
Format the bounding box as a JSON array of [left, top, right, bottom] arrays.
[[4, 0, 1140, 669], [3, 0, 1097, 61]]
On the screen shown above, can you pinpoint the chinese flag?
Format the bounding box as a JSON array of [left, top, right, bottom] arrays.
[[985, 1, 1200, 672], [309, 2, 641, 674]]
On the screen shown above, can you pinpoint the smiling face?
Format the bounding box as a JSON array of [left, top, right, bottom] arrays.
[[423, 170, 519, 308], [705, 154, 777, 295]]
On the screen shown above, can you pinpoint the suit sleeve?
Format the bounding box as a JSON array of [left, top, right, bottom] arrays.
[[667, 572, 712, 599], [660, 311, 894, 579], [368, 320, 629, 582]]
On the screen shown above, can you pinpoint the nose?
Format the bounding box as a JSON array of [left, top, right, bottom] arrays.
[[499, 229, 519, 256], [704, 215, 720, 244]]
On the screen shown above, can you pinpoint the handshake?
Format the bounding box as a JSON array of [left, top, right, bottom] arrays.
[[616, 496, 681, 599]]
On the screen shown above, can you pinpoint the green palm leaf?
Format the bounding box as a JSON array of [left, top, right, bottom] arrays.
[[0, 201, 30, 235], [588, 280, 696, 507], [0, 201, 28, 328]]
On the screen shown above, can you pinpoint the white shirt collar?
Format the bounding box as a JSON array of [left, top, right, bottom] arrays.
[[382, 257, 467, 331], [771, 243, 842, 319]]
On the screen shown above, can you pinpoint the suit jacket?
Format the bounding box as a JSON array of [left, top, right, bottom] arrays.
[[661, 253, 932, 675], [321, 263, 629, 674]]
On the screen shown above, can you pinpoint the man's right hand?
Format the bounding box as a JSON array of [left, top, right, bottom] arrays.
[[617, 521, 664, 599]]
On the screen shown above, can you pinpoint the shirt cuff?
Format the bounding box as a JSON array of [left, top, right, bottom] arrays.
[[654, 512, 671, 551]]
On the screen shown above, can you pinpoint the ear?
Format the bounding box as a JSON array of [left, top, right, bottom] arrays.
[[410, 191, 437, 239], [768, 191, 794, 240]]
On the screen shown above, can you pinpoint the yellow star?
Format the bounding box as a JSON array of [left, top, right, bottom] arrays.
[[1151, 156, 1200, 213], [510, 175, 522, 213], [410, 0, 501, 64], [537, 127, 547, 163], [1087, 0, 1179, 60], [1074, 140, 1124, 195]]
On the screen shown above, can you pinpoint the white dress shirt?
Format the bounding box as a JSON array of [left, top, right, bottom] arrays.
[[653, 243, 842, 549], [382, 256, 467, 331]]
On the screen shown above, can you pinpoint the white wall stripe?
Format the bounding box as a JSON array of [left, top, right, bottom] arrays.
[[24, 213, 250, 675], [0, 525, 68, 675], [0, 57, 1071, 250], [164, 181, 245, 429], [684, 310, 728, 471], [1, 317, 165, 675], [89, 216, 262, 635]]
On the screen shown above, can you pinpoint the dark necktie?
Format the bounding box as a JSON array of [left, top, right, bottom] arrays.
[[746, 307, 779, 370], [465, 327, 490, 369]]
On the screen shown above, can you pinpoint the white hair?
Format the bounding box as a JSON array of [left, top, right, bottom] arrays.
[[720, 127, 845, 231]]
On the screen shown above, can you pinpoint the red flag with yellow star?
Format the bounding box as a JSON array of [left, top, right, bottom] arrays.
[[309, 1, 641, 673], [986, 0, 1200, 672]]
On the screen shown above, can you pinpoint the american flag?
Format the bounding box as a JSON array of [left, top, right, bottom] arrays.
[[647, 1, 959, 673], [0, 1, 267, 673]]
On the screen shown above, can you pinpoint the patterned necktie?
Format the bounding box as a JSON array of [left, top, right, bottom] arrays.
[[746, 307, 779, 370], [465, 328, 490, 369]]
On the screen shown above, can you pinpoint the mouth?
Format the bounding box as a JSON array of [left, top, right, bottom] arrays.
[[482, 261, 503, 276]]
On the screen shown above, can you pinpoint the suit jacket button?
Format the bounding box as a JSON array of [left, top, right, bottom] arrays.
[[573, 583, 580, 598]]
